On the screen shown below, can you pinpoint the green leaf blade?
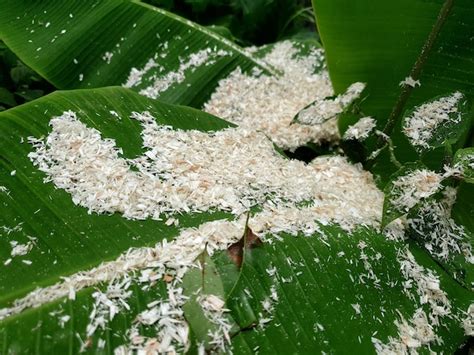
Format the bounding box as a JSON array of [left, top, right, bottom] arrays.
[[0, 0, 271, 107], [313, 0, 474, 163], [0, 87, 233, 309], [226, 226, 472, 353]]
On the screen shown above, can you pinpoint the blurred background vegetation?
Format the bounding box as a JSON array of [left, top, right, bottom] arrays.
[[146, 0, 316, 45], [0, 41, 55, 111], [0, 0, 316, 111]]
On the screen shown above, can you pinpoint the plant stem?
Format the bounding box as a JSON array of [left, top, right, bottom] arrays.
[[377, 0, 455, 147]]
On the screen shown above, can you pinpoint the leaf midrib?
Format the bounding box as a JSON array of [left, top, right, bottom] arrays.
[[378, 0, 455, 142]]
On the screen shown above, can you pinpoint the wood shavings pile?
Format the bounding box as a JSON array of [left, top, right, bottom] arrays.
[[4, 108, 385, 352], [0, 218, 245, 353], [382, 218, 407, 241], [398, 248, 451, 321], [120, 283, 190, 354], [123, 46, 231, 99], [408, 198, 473, 264], [388, 169, 472, 263], [296, 82, 365, 126], [390, 169, 444, 212], [198, 294, 233, 351], [372, 309, 436, 354], [372, 248, 451, 354], [403, 92, 463, 149], [204, 41, 341, 150], [85, 277, 132, 339], [343, 117, 376, 141], [0, 219, 245, 321], [5, 41, 468, 351], [28, 110, 383, 228]]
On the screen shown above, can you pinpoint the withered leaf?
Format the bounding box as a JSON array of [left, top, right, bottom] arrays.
[[162, 274, 174, 283], [227, 226, 263, 268]]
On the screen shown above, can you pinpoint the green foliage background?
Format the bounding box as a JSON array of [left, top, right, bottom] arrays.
[[0, 0, 315, 112], [146, 0, 315, 45]]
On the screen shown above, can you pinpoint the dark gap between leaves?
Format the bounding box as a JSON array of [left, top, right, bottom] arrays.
[[454, 336, 473, 355], [283, 142, 336, 163]]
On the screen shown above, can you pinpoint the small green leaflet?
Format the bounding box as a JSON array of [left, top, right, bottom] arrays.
[[454, 148, 474, 184]]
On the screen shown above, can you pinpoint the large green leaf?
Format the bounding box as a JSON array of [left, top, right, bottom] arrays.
[[312, 0, 474, 161], [0, 278, 172, 354], [1, 86, 470, 353], [1, 221, 471, 353], [0, 87, 233, 309], [225, 227, 471, 354], [313, 0, 474, 119], [0, 0, 272, 107]]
